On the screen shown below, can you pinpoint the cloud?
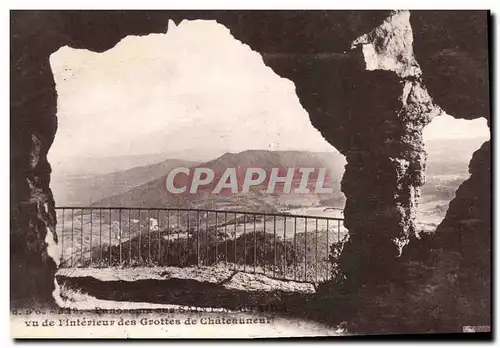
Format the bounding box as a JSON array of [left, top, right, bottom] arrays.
[[423, 113, 490, 141], [48, 19, 490, 167], [49, 20, 335, 163]]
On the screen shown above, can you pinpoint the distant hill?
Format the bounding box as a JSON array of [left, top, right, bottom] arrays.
[[90, 174, 190, 209], [91, 150, 347, 210], [201, 150, 345, 175], [49, 152, 189, 177], [425, 137, 488, 176], [52, 158, 199, 205], [420, 136, 488, 204]]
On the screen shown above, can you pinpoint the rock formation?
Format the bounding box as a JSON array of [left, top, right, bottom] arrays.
[[334, 11, 441, 283]]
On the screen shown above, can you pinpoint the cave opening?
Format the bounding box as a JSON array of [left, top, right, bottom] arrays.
[[47, 19, 350, 302], [418, 114, 490, 233], [48, 19, 347, 210]]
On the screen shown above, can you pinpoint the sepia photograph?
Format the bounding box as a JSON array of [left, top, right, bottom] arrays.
[[9, 8, 492, 339]]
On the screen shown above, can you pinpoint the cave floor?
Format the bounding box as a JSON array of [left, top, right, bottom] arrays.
[[52, 266, 342, 338]]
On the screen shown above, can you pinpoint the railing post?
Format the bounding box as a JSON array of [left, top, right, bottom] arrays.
[[108, 209, 112, 267], [157, 210, 161, 266], [224, 212, 228, 262], [147, 209, 151, 264], [206, 212, 209, 266], [304, 217, 307, 281], [138, 209, 142, 263], [185, 209, 192, 265], [215, 211, 218, 265], [234, 213, 237, 270], [89, 209, 93, 267], [338, 219, 342, 242], [80, 209, 84, 267], [273, 215, 276, 278], [184, 210, 188, 264], [71, 209, 74, 267], [61, 209, 64, 264], [177, 210, 181, 265], [197, 210, 200, 267], [253, 214, 256, 274], [166, 209, 170, 265], [99, 209, 102, 266], [315, 218, 319, 284], [283, 216, 286, 278], [263, 217, 266, 276], [294, 216, 297, 281], [129, 209, 132, 266], [243, 213, 246, 272], [118, 209, 122, 266], [326, 219, 330, 281]]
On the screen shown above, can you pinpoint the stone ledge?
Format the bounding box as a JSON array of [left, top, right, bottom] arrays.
[[56, 265, 316, 294]]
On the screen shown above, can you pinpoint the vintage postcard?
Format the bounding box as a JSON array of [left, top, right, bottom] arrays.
[[10, 9, 492, 338]]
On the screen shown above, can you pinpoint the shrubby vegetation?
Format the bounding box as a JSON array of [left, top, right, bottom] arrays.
[[69, 224, 345, 284]]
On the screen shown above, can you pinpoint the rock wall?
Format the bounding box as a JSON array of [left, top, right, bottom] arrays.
[[11, 33, 59, 307], [412, 11, 491, 320], [435, 140, 491, 266], [433, 141, 491, 322], [410, 11, 490, 123], [10, 10, 490, 307]]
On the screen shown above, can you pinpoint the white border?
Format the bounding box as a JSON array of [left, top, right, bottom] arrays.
[[3, 1, 498, 10]]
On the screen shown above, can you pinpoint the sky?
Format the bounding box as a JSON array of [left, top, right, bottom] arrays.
[[48, 19, 490, 167]]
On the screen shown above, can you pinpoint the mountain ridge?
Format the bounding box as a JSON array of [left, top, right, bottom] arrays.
[[52, 158, 199, 205], [91, 149, 347, 210]]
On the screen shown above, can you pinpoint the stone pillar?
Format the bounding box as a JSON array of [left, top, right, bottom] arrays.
[[336, 11, 440, 284]]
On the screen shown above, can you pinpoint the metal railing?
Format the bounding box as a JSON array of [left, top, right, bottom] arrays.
[[55, 207, 345, 284]]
